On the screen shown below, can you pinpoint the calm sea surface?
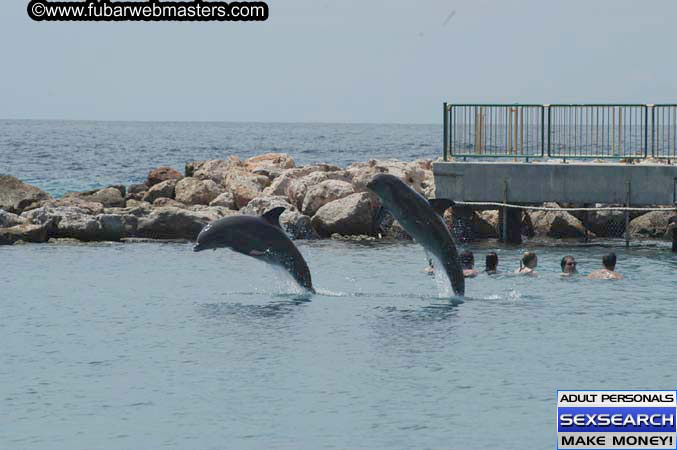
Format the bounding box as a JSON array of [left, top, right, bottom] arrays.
[[2, 120, 676, 449]]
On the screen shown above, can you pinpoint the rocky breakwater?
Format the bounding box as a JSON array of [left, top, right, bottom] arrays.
[[2, 154, 676, 245]]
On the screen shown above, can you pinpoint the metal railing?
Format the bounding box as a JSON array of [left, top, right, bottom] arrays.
[[443, 103, 677, 161]]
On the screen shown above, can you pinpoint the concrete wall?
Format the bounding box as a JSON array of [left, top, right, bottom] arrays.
[[433, 161, 677, 205]]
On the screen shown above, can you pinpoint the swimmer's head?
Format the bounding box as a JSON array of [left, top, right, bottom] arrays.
[[521, 251, 537, 269], [485, 252, 498, 271], [602, 253, 617, 270], [460, 250, 474, 269], [561, 255, 577, 273]]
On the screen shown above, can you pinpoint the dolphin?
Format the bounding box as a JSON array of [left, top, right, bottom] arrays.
[[367, 173, 465, 296], [193, 207, 315, 294]]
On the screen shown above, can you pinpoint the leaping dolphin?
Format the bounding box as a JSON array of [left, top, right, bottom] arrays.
[[193, 207, 315, 294], [367, 173, 465, 296]]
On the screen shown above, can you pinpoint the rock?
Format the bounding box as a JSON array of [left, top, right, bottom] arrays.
[[382, 219, 412, 240], [239, 195, 294, 216], [37, 197, 105, 215], [628, 210, 674, 239], [580, 208, 627, 238], [347, 159, 430, 195], [191, 157, 241, 184], [124, 200, 152, 209], [21, 206, 124, 241], [80, 187, 125, 208], [280, 210, 319, 240], [243, 153, 295, 171], [311, 192, 374, 237], [147, 167, 183, 187], [0, 210, 27, 228], [0, 223, 49, 245], [529, 205, 590, 238], [142, 179, 178, 204], [224, 169, 269, 209], [209, 192, 236, 209], [136, 206, 221, 240], [175, 177, 224, 205], [153, 198, 186, 208], [261, 166, 332, 197], [108, 185, 127, 198], [0, 175, 52, 214], [287, 171, 353, 210], [128, 183, 149, 194], [252, 167, 284, 180], [301, 179, 355, 216]]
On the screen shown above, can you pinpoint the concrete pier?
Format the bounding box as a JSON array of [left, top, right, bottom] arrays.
[[434, 161, 677, 244], [434, 161, 677, 206]]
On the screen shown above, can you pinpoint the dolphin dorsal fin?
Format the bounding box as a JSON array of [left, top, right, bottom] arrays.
[[262, 207, 285, 228], [428, 198, 455, 215]]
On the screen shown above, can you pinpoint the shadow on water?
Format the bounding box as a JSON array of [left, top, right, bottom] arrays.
[[198, 293, 312, 321]]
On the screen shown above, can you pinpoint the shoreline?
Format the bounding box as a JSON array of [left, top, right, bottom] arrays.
[[1, 153, 675, 246]]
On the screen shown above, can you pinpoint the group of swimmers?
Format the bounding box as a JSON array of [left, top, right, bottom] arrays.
[[457, 250, 624, 280]]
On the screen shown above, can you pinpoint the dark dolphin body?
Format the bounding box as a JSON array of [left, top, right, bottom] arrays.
[[193, 207, 315, 294], [367, 174, 465, 296]]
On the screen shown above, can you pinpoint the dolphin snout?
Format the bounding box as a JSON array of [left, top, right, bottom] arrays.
[[193, 243, 204, 252]]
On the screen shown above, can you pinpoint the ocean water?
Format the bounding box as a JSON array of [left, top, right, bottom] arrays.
[[2, 240, 676, 450], [2, 120, 677, 449], [0, 120, 438, 197]]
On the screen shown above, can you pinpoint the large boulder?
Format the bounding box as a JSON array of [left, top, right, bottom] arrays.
[[190, 157, 241, 183], [142, 179, 178, 204], [147, 167, 182, 187], [136, 206, 223, 240], [0, 210, 27, 228], [262, 164, 342, 197], [209, 192, 236, 209], [224, 169, 270, 209], [128, 183, 149, 194], [529, 204, 589, 238], [0, 175, 52, 214], [243, 153, 295, 172], [37, 197, 105, 215], [0, 223, 50, 245], [311, 192, 374, 237], [580, 207, 626, 238], [301, 179, 355, 216], [21, 206, 124, 241], [347, 159, 431, 195], [628, 210, 674, 239], [80, 187, 125, 208], [175, 178, 225, 206], [287, 171, 353, 210]]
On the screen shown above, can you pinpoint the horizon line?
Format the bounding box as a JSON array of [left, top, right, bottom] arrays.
[[0, 117, 439, 127]]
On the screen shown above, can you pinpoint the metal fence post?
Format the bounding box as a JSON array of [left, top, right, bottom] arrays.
[[546, 105, 551, 157], [541, 106, 545, 157], [644, 105, 649, 158], [651, 104, 655, 158], [443, 102, 448, 161]]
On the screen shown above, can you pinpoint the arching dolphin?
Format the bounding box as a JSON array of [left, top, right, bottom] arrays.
[[193, 207, 315, 294], [367, 174, 465, 296]]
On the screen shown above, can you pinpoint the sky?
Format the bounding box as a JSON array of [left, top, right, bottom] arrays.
[[1, 0, 676, 123]]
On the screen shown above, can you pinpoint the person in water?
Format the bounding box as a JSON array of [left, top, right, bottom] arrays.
[[485, 252, 498, 274], [587, 253, 624, 280], [516, 251, 537, 275], [460, 250, 479, 278], [560, 255, 577, 276]]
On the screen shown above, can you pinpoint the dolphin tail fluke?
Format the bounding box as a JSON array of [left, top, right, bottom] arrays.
[[439, 245, 465, 297]]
